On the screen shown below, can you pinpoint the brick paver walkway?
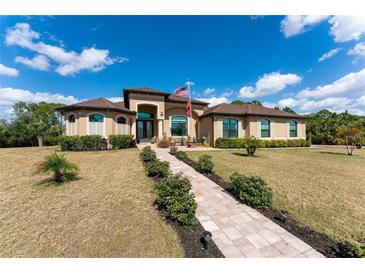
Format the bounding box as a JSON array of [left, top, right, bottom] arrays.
[[147, 145, 324, 258]]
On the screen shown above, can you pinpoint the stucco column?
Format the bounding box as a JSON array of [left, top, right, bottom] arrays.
[[158, 119, 163, 138], [131, 118, 136, 138]]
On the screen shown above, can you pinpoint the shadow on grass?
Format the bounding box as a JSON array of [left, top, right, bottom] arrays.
[[35, 174, 81, 187], [318, 151, 349, 156], [231, 152, 258, 157]]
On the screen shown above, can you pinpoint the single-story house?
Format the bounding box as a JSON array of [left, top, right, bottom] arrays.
[[56, 87, 307, 146]]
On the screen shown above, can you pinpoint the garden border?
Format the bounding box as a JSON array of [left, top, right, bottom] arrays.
[[171, 152, 359, 258]]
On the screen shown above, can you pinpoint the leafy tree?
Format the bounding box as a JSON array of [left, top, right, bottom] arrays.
[[283, 106, 296, 113], [1, 102, 65, 147], [336, 127, 361, 155], [231, 99, 262, 106]]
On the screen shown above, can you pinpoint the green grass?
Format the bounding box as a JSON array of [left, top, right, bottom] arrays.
[[0, 146, 183, 257], [187, 147, 365, 247]]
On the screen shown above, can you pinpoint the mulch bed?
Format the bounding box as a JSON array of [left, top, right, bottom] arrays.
[[164, 215, 224, 258], [177, 155, 358, 258]]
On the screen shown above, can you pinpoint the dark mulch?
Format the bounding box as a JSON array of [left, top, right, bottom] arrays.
[[165, 216, 224, 258], [177, 154, 359, 258]]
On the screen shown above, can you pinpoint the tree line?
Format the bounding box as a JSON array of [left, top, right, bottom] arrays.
[[0, 101, 364, 148]]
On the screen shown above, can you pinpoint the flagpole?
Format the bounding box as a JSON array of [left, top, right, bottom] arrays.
[[187, 78, 192, 118]]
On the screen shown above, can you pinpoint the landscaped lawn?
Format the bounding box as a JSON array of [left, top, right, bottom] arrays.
[[0, 147, 183, 257], [186, 147, 365, 247]]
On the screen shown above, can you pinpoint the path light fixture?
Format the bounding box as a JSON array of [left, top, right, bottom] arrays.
[[280, 210, 289, 223], [202, 230, 212, 249]]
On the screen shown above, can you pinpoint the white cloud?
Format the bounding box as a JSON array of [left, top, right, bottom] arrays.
[[297, 68, 365, 99], [221, 90, 235, 97], [318, 48, 342, 62], [0, 63, 19, 77], [106, 97, 123, 102], [280, 15, 330, 38], [239, 72, 302, 98], [196, 96, 229, 106], [0, 87, 79, 118], [276, 96, 364, 115], [15, 55, 50, 71], [5, 22, 128, 76], [348, 42, 365, 57], [203, 87, 215, 96], [328, 16, 365, 42]]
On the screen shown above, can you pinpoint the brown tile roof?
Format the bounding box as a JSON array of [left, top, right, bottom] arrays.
[[200, 103, 307, 119], [55, 98, 135, 114], [123, 87, 209, 106]]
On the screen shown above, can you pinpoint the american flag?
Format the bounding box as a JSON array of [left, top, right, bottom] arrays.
[[174, 86, 188, 97]]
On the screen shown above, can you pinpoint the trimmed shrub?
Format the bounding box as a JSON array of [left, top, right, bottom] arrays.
[[154, 173, 197, 225], [196, 154, 214, 173], [109, 134, 134, 149], [140, 146, 156, 162], [230, 172, 272, 209], [35, 153, 78, 183], [215, 137, 311, 149], [80, 135, 102, 151], [157, 138, 170, 148], [169, 145, 178, 155], [175, 150, 188, 161], [59, 136, 82, 151], [146, 159, 170, 178], [245, 136, 260, 156]]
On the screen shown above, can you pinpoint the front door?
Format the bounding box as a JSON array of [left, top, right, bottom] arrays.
[[137, 120, 154, 141]]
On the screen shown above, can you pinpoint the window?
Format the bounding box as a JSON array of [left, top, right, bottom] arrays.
[[117, 116, 126, 124], [116, 116, 127, 134], [137, 112, 154, 119], [289, 120, 297, 137], [261, 119, 270, 138], [89, 114, 104, 122], [68, 114, 76, 135], [68, 114, 76, 123], [171, 116, 187, 136], [89, 114, 104, 135], [223, 118, 238, 138]]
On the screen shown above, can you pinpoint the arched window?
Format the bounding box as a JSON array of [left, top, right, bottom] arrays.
[[289, 120, 297, 137], [171, 116, 187, 136], [261, 119, 270, 138], [89, 114, 104, 135], [116, 116, 127, 134], [223, 118, 238, 138], [68, 114, 76, 136]]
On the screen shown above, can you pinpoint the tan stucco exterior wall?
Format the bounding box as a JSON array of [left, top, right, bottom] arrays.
[[63, 110, 133, 137], [246, 116, 306, 139], [163, 103, 205, 139], [198, 116, 213, 144]]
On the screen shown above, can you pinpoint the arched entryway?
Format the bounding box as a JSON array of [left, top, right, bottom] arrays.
[[136, 104, 158, 142]]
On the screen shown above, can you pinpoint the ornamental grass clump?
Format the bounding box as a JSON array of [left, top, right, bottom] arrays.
[[230, 172, 272, 209], [35, 153, 78, 183], [154, 173, 197, 225], [196, 154, 214, 173], [169, 145, 178, 155]]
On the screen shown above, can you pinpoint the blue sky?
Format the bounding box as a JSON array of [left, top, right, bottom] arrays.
[[1, 15, 365, 118]]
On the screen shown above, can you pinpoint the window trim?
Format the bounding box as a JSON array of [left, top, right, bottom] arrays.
[[67, 113, 77, 136], [87, 112, 106, 136], [222, 117, 239, 138], [115, 114, 129, 134], [170, 115, 189, 137], [260, 119, 271, 138], [289, 120, 298, 138]]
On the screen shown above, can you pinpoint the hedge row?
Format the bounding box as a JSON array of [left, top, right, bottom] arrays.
[[59, 134, 134, 151], [215, 137, 311, 149], [140, 146, 197, 225]]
